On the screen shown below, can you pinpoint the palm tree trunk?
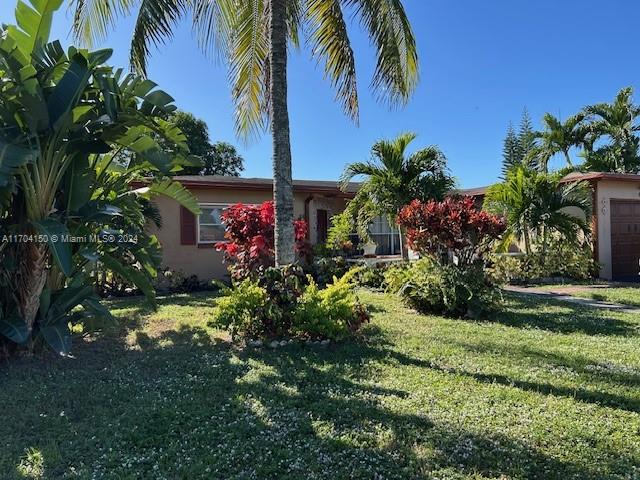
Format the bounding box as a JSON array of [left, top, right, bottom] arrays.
[[269, 0, 295, 266], [18, 242, 48, 334]]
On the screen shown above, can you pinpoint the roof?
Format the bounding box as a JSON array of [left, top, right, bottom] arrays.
[[456, 171, 640, 198], [172, 175, 361, 197]]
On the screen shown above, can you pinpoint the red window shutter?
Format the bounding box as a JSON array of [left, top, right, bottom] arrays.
[[180, 206, 197, 245]]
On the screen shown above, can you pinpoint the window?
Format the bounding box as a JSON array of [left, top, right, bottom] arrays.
[[369, 215, 401, 255], [198, 204, 228, 243]]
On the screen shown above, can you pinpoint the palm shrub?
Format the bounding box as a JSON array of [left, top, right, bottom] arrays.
[[0, 0, 199, 355], [484, 165, 592, 255], [340, 133, 454, 258]]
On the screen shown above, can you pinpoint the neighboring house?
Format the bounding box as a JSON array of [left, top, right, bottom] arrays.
[[460, 172, 640, 281], [151, 176, 400, 281]]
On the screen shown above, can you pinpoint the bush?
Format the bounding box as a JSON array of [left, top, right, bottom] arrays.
[[309, 256, 350, 287], [154, 269, 211, 294], [385, 259, 502, 318], [293, 272, 370, 340], [211, 280, 270, 339], [216, 201, 310, 279], [488, 239, 599, 284], [397, 197, 505, 266], [210, 268, 369, 341], [354, 264, 390, 289]]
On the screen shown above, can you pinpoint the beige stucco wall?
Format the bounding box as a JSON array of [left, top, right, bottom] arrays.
[[595, 180, 640, 279], [150, 187, 349, 281]]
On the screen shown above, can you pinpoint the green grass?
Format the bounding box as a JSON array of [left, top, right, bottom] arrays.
[[537, 283, 640, 308], [1, 290, 639, 479], [570, 286, 640, 308]]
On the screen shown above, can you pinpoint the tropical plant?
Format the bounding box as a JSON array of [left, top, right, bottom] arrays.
[[169, 111, 244, 176], [384, 258, 502, 318], [484, 166, 592, 255], [0, 0, 199, 355], [210, 266, 369, 341], [530, 112, 587, 172], [397, 197, 505, 267], [582, 87, 640, 173], [340, 132, 454, 257], [215, 201, 309, 280], [71, 0, 419, 267]]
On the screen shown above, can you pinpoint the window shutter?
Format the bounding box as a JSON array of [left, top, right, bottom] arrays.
[[180, 206, 197, 245]]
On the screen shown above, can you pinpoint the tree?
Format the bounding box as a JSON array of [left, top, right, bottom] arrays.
[[501, 108, 537, 177], [530, 112, 586, 172], [170, 111, 244, 176], [71, 0, 419, 266], [0, 0, 199, 355], [484, 166, 591, 255], [583, 87, 640, 173], [339, 132, 454, 258], [502, 122, 520, 177]]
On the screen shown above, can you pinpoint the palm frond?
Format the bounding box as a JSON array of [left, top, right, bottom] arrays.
[[306, 0, 358, 122], [347, 0, 418, 106], [228, 0, 270, 139], [71, 0, 136, 47], [129, 0, 188, 76]]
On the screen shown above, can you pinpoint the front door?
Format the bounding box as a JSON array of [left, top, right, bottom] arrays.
[[610, 199, 640, 281], [316, 209, 328, 244]]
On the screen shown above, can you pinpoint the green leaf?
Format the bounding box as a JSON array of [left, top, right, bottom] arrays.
[[100, 253, 156, 308], [82, 295, 115, 322], [40, 322, 71, 356], [138, 178, 201, 214], [47, 52, 91, 129], [47, 284, 94, 320], [32, 218, 72, 276], [64, 154, 95, 212], [0, 313, 29, 344], [7, 0, 63, 56], [0, 140, 36, 188]]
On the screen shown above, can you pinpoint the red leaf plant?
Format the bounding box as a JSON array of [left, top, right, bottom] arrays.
[[216, 201, 310, 279], [397, 196, 505, 267]]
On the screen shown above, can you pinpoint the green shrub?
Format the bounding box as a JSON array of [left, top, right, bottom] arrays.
[[310, 256, 350, 287], [294, 271, 370, 340], [488, 239, 599, 284], [354, 264, 390, 289], [211, 280, 270, 339], [211, 268, 369, 341], [385, 259, 501, 318]]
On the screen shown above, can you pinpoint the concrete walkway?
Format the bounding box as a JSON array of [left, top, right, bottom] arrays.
[[504, 285, 640, 314]]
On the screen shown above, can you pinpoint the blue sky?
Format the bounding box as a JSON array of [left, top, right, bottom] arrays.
[[2, 1, 639, 188]]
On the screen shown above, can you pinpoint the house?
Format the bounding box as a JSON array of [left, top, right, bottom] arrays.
[[460, 172, 640, 281], [151, 176, 400, 281]]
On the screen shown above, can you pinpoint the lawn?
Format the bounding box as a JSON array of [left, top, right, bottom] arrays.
[[1, 290, 639, 479], [536, 283, 640, 308]]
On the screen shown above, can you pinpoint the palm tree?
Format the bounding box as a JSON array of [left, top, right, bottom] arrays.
[[583, 87, 640, 173], [340, 132, 454, 258], [484, 165, 591, 255], [71, 0, 419, 266], [530, 112, 586, 172]]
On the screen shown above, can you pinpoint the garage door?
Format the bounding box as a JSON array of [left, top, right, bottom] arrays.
[[611, 199, 640, 281]]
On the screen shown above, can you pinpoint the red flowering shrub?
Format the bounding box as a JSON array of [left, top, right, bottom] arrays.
[[397, 196, 505, 267], [216, 201, 310, 279]]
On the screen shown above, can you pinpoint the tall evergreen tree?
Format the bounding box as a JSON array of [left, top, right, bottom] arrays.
[[517, 108, 536, 162], [501, 122, 520, 177], [501, 108, 538, 177]]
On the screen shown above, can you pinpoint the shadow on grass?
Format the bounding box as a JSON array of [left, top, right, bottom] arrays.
[[487, 292, 638, 336], [1, 299, 637, 479]]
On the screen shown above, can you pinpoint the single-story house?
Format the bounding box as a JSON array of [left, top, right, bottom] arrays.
[[460, 171, 640, 281], [152, 171, 640, 282], [151, 176, 401, 281]]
